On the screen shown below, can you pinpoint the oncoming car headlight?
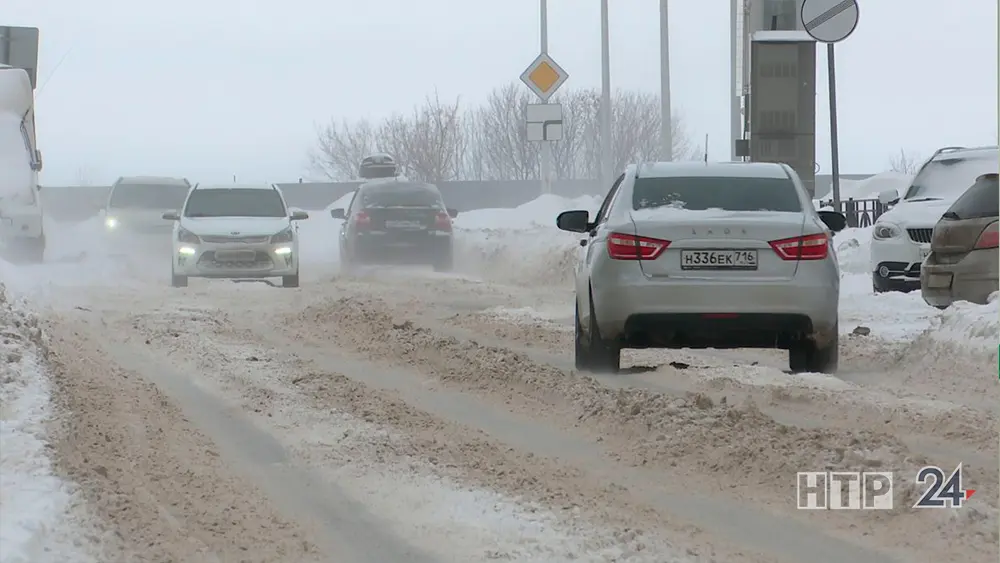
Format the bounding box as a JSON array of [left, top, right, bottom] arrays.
[[177, 227, 200, 244], [104, 217, 119, 229], [270, 227, 294, 244], [872, 223, 902, 240]]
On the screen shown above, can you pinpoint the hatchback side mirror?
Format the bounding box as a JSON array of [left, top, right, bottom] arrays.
[[447, 208, 459, 218], [330, 208, 346, 220], [162, 211, 180, 221], [290, 210, 309, 221]]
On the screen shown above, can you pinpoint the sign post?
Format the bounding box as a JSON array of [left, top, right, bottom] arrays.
[[520, 0, 569, 195], [800, 0, 859, 211]]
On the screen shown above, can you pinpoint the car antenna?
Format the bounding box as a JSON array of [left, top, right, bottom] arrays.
[[703, 134, 709, 163]]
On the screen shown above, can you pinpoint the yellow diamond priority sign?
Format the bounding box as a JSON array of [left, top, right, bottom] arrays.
[[520, 52, 569, 102]]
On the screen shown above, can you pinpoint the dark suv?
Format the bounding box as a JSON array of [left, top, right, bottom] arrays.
[[331, 181, 458, 272]]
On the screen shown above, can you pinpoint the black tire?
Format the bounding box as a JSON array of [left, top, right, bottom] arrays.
[[432, 252, 454, 273], [789, 329, 839, 374], [574, 302, 591, 371], [585, 290, 621, 374], [282, 274, 300, 288], [170, 271, 188, 287]]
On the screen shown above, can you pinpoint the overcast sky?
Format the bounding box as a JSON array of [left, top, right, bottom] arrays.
[[6, 0, 998, 185]]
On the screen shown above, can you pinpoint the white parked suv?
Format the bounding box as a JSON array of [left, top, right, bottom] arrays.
[[870, 145, 998, 293], [162, 183, 308, 288]]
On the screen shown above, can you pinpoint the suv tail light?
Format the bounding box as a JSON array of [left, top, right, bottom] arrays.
[[607, 232, 670, 260], [433, 211, 452, 232], [974, 221, 998, 249], [769, 233, 829, 260], [353, 210, 371, 229]]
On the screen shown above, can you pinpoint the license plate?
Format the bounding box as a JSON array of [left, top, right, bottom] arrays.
[[680, 249, 758, 270], [926, 273, 952, 289], [385, 220, 423, 229], [215, 250, 255, 262]]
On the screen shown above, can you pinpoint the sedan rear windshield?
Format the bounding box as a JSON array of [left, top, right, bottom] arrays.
[[184, 188, 286, 218], [632, 176, 802, 212], [362, 187, 441, 208], [944, 174, 999, 220], [110, 184, 189, 209]]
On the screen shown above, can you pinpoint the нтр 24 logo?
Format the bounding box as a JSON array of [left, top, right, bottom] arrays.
[[913, 464, 976, 509]]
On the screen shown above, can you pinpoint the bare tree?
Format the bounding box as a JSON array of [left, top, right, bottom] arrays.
[[888, 149, 923, 174], [310, 83, 697, 182], [308, 118, 379, 180]]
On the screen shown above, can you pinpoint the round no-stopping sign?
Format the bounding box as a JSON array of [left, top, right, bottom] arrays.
[[800, 0, 860, 43]]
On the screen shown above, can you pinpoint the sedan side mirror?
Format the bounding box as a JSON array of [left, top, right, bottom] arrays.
[[556, 210, 590, 233], [162, 211, 180, 221], [329, 208, 346, 220], [447, 207, 459, 218], [877, 188, 900, 206], [290, 210, 309, 221], [818, 210, 847, 233]]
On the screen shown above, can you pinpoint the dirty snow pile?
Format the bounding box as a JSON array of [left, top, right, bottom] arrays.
[[452, 194, 601, 285], [0, 283, 98, 563]]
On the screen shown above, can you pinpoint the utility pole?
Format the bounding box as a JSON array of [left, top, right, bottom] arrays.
[[659, 0, 673, 161], [600, 0, 613, 188]]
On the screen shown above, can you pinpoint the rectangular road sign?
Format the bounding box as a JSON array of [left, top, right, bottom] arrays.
[[520, 52, 568, 102], [526, 103, 563, 142]]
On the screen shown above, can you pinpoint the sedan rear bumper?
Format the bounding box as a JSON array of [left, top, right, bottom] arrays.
[[592, 277, 838, 348]]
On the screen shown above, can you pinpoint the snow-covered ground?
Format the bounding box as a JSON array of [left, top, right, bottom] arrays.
[[0, 282, 102, 563], [0, 181, 995, 562]]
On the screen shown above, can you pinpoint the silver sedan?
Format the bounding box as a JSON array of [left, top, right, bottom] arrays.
[[557, 162, 847, 374]]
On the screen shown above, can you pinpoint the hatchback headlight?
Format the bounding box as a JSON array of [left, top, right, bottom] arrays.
[[872, 222, 902, 240], [270, 227, 294, 244], [177, 227, 200, 244]]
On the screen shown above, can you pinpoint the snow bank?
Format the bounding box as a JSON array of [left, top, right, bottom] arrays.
[[0, 285, 98, 563], [455, 194, 601, 231], [814, 171, 914, 208], [910, 292, 999, 362]]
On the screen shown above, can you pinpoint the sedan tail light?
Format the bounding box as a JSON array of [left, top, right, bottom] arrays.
[[433, 211, 452, 232], [353, 210, 371, 230], [607, 232, 670, 260], [769, 233, 829, 260], [974, 221, 999, 249]]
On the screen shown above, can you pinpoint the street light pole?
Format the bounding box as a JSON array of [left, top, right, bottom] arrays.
[[600, 0, 612, 189], [659, 0, 672, 161]]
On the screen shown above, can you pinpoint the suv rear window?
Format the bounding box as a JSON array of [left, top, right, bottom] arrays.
[[362, 186, 442, 208], [632, 176, 802, 212], [944, 174, 999, 220], [904, 154, 998, 201], [110, 183, 190, 209]]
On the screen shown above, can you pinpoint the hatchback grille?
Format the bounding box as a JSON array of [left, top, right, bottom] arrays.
[[200, 235, 270, 244], [907, 228, 933, 243]]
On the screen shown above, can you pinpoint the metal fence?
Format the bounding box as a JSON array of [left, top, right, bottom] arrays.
[[818, 198, 887, 228]]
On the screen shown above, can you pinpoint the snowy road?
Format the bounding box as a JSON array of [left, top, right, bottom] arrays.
[[0, 197, 997, 563]]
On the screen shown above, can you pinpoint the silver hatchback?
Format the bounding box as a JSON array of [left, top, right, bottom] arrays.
[[556, 162, 847, 374]]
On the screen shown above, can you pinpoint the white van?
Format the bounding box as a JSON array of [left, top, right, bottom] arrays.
[[0, 64, 44, 262]]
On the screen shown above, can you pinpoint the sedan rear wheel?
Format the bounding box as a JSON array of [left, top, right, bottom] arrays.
[[586, 290, 621, 374]]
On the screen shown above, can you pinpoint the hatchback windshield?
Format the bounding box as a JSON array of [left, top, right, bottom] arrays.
[[110, 183, 189, 209], [632, 176, 802, 212], [904, 155, 998, 200], [362, 186, 442, 208], [183, 188, 286, 218]]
